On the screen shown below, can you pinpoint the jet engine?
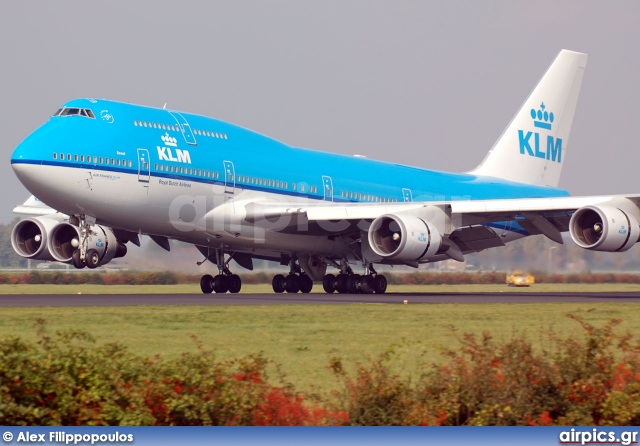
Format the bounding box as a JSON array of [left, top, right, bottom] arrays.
[[11, 217, 59, 261], [12, 216, 127, 266], [49, 222, 127, 265], [368, 214, 444, 262], [569, 205, 640, 252]]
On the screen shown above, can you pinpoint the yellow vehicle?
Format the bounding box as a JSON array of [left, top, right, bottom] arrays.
[[506, 270, 535, 287]]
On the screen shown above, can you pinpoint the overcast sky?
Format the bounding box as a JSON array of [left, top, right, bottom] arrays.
[[2, 1, 639, 223]]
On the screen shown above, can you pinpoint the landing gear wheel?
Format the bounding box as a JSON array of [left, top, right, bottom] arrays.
[[347, 274, 361, 294], [200, 274, 214, 294], [272, 274, 286, 293], [228, 274, 242, 294], [212, 275, 229, 293], [373, 275, 388, 294], [322, 274, 336, 294], [71, 249, 85, 269], [335, 274, 349, 294], [299, 275, 313, 294], [360, 276, 374, 294], [285, 274, 301, 293], [85, 249, 101, 269]]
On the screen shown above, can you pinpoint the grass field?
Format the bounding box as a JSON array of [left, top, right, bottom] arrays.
[[1, 287, 640, 392], [4, 283, 640, 294]]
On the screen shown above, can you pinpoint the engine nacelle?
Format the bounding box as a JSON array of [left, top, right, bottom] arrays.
[[569, 205, 640, 252], [49, 223, 126, 264], [11, 217, 60, 261], [12, 216, 127, 265], [368, 214, 443, 261]]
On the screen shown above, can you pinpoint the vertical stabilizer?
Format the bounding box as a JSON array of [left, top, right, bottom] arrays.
[[470, 50, 587, 187]]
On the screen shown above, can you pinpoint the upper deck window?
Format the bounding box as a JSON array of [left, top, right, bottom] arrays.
[[53, 107, 96, 119]]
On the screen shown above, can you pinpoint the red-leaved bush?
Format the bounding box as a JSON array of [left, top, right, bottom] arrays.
[[326, 315, 640, 425], [0, 319, 346, 426], [3, 316, 640, 425]]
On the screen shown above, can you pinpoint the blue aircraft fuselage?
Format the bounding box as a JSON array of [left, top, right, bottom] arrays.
[[11, 98, 569, 211]]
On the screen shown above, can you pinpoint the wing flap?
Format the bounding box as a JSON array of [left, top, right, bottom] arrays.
[[449, 225, 505, 253]]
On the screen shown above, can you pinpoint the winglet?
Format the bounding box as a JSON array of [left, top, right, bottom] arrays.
[[471, 50, 588, 188]]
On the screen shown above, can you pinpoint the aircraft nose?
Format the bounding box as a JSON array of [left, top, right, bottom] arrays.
[[11, 134, 42, 182]]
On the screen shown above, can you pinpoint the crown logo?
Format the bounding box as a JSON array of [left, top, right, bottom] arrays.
[[161, 133, 177, 147], [530, 102, 554, 130]]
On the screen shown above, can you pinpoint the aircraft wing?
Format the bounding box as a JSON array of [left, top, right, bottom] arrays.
[[13, 195, 58, 216], [247, 194, 640, 224], [244, 194, 640, 251]]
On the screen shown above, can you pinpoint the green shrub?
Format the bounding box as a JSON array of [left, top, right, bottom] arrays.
[[328, 351, 413, 426], [4, 316, 640, 425], [0, 320, 346, 426], [325, 315, 640, 425]]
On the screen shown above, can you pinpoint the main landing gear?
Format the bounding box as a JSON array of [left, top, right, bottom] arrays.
[[272, 257, 314, 294], [200, 250, 242, 294], [322, 264, 387, 294]]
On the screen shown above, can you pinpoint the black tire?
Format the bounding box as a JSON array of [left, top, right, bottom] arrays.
[[373, 274, 388, 294], [212, 275, 229, 293], [85, 249, 101, 269], [335, 274, 349, 294], [228, 274, 242, 293], [360, 276, 374, 294], [71, 249, 85, 269], [285, 274, 301, 293], [272, 274, 286, 293], [322, 274, 336, 293], [299, 275, 313, 294], [347, 274, 361, 294], [200, 274, 214, 294]]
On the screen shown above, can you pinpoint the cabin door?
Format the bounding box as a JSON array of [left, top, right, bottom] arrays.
[[137, 148, 150, 183], [167, 111, 197, 145], [223, 160, 235, 194], [322, 176, 334, 202]]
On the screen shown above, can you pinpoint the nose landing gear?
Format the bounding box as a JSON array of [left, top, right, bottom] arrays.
[[70, 216, 98, 269]]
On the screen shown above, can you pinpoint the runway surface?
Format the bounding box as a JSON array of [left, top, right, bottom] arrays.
[[2, 292, 640, 307]]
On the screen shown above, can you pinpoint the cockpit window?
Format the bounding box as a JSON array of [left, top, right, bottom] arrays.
[[61, 108, 80, 116], [54, 107, 96, 119]]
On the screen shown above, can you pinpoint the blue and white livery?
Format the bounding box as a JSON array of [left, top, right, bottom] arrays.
[[10, 50, 640, 294]]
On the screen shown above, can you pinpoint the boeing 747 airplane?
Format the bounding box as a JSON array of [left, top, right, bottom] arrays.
[[10, 50, 640, 294]]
